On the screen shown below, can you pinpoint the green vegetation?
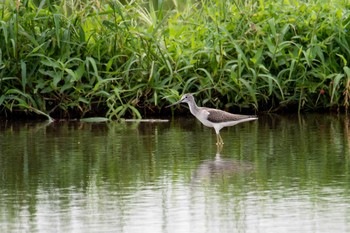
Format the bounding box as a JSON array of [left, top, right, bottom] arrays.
[[0, 0, 350, 120]]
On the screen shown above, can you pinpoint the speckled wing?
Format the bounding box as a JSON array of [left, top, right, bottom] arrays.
[[205, 108, 256, 123]]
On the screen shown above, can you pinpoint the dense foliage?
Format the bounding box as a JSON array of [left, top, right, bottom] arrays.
[[0, 0, 350, 120]]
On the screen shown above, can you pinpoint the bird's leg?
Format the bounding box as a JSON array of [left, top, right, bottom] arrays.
[[216, 133, 224, 145], [218, 133, 224, 145]]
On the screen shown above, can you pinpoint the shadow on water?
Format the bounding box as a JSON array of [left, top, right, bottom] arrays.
[[191, 146, 254, 185]]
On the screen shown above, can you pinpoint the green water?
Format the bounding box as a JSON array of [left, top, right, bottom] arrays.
[[1, 114, 350, 232]]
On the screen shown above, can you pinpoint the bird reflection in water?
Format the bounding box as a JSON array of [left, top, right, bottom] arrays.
[[191, 147, 254, 184]]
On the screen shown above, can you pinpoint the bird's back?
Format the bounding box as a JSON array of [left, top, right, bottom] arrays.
[[203, 107, 257, 123]]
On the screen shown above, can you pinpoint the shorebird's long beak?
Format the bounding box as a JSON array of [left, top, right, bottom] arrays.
[[166, 99, 182, 108]]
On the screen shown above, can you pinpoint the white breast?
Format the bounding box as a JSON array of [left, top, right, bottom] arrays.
[[194, 110, 214, 128]]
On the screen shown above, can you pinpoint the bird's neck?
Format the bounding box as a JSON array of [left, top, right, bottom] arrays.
[[187, 101, 200, 115]]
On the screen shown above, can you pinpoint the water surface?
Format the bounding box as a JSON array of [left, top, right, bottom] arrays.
[[1, 114, 349, 232]]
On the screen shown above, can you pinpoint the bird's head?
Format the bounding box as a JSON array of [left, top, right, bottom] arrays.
[[167, 93, 194, 107]]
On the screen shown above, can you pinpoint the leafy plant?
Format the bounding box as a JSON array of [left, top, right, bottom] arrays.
[[0, 0, 349, 120]]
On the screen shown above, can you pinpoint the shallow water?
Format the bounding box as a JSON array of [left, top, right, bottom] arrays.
[[1, 114, 350, 233]]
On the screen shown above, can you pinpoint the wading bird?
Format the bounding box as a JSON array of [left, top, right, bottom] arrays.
[[167, 93, 258, 145]]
